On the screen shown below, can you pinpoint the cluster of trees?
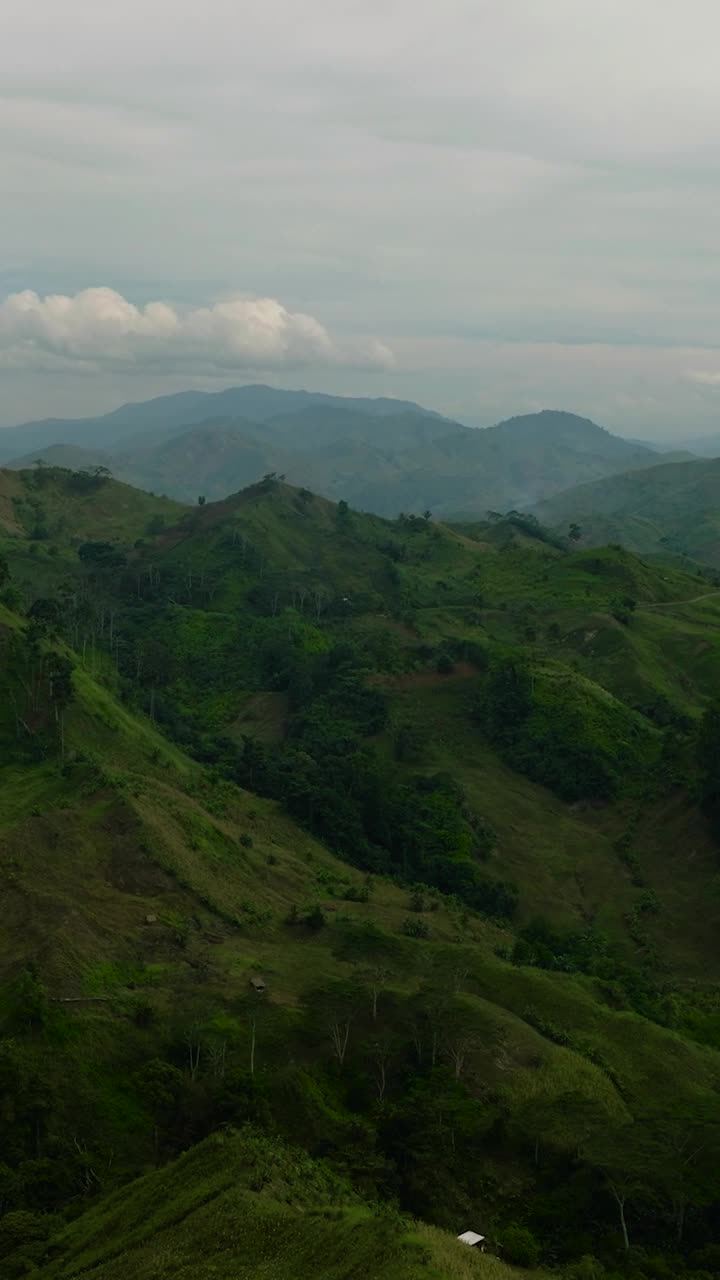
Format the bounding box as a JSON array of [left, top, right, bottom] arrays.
[[229, 647, 517, 918], [511, 918, 673, 1024], [0, 563, 74, 762]]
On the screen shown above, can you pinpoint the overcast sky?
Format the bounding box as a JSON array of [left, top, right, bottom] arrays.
[[3, 0, 720, 439]]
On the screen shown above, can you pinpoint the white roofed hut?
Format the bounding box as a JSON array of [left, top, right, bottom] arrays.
[[457, 1231, 486, 1251]]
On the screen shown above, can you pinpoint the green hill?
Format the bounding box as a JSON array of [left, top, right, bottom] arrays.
[[17, 1129, 538, 1280], [3, 472, 720, 1276], [533, 456, 720, 568], [0, 463, 182, 544]]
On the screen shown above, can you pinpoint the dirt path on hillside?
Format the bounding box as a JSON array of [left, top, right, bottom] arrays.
[[640, 591, 720, 610]]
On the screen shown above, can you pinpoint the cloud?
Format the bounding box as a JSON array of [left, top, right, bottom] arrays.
[[0, 288, 394, 373], [686, 369, 720, 387]]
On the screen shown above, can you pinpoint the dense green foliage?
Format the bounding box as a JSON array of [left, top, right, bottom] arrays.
[[475, 654, 657, 801]]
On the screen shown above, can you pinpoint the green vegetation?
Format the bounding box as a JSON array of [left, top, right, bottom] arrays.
[[533, 455, 720, 569], [12, 1130, 539, 1280], [3, 469, 720, 1277]]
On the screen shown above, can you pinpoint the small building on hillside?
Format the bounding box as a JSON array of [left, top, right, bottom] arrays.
[[249, 976, 267, 994], [457, 1231, 486, 1251]]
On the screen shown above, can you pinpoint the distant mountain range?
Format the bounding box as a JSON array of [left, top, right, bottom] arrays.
[[1, 385, 680, 518], [0, 385, 444, 462]]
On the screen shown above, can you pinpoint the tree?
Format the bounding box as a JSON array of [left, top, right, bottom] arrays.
[[26, 597, 62, 639], [641, 1104, 720, 1243], [497, 1225, 540, 1268], [183, 1024, 203, 1082], [511, 1090, 612, 1166], [582, 1124, 657, 1251], [358, 965, 391, 1022], [697, 699, 720, 838], [308, 978, 364, 1069], [77, 541, 126, 571], [133, 1058, 184, 1119], [198, 495, 206, 505], [569, 523, 582, 542], [45, 653, 74, 759], [368, 1033, 397, 1103], [477, 655, 533, 745], [11, 967, 49, 1032], [132, 1058, 185, 1159], [239, 993, 269, 1076]]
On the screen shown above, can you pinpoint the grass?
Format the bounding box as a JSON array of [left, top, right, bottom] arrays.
[[28, 1128, 544, 1280], [2, 466, 184, 545]]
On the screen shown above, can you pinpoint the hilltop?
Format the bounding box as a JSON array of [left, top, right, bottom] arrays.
[[2, 386, 666, 516], [533, 456, 720, 568], [3, 469, 720, 1276]]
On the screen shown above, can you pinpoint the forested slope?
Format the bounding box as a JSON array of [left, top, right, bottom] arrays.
[[2, 465, 720, 1277]]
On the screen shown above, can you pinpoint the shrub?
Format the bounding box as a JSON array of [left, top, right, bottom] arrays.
[[564, 1257, 605, 1280], [402, 917, 430, 939], [0, 1210, 56, 1261], [498, 1224, 541, 1268], [344, 881, 370, 903], [304, 903, 326, 931]]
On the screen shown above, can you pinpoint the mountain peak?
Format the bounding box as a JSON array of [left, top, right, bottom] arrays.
[[493, 409, 613, 436]]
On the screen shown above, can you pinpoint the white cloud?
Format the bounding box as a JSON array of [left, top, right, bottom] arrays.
[[0, 288, 394, 373]]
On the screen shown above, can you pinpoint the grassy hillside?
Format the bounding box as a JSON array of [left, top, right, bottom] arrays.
[[21, 1129, 538, 1280], [0, 464, 182, 544], [533, 456, 720, 568], [3, 475, 720, 1275]]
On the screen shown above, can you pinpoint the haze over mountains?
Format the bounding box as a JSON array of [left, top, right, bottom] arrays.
[[0, 383, 688, 520]]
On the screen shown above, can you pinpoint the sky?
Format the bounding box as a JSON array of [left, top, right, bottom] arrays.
[[3, 0, 720, 440]]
